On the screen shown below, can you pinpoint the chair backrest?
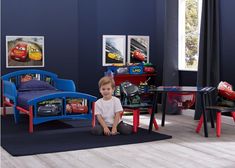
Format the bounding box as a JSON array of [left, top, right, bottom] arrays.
[[217, 96, 235, 107], [120, 81, 140, 105]]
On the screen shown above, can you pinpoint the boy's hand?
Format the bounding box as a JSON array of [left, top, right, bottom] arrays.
[[103, 127, 111, 136], [111, 127, 118, 135]]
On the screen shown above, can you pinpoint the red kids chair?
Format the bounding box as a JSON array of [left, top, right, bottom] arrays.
[[196, 81, 235, 137], [196, 106, 235, 137], [121, 104, 159, 133]]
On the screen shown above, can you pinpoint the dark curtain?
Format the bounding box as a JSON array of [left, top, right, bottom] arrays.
[[195, 0, 220, 119], [162, 0, 179, 114]]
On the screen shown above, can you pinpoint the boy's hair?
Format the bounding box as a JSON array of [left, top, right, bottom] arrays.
[[98, 76, 115, 89]]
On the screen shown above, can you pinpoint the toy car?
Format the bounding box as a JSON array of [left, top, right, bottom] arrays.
[[218, 81, 235, 100], [132, 50, 145, 61], [107, 52, 122, 61], [144, 66, 155, 73], [106, 41, 123, 61], [28, 45, 42, 61], [116, 67, 129, 74], [37, 104, 61, 116], [66, 103, 88, 113], [120, 81, 141, 105], [10, 43, 28, 62]]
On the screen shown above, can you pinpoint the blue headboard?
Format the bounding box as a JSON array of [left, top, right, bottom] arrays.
[[1, 69, 58, 88]]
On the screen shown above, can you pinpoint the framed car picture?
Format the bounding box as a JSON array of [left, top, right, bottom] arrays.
[[102, 35, 126, 66], [127, 35, 150, 64], [37, 98, 63, 116], [66, 98, 88, 114], [6, 36, 44, 68]]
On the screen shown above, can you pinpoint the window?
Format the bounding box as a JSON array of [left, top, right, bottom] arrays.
[[178, 0, 202, 71]]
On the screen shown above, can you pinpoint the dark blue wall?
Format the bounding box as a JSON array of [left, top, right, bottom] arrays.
[[77, 0, 99, 95], [1, 0, 79, 82], [2, 0, 235, 95], [220, 0, 235, 86], [1, 0, 165, 97], [77, 0, 165, 96]]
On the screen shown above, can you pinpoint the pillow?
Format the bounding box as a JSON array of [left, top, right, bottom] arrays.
[[18, 79, 56, 91]]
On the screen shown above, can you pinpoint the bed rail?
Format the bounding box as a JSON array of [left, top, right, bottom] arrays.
[[1, 69, 57, 81], [3, 80, 17, 101], [28, 92, 96, 105], [28, 92, 96, 132], [54, 79, 76, 92]]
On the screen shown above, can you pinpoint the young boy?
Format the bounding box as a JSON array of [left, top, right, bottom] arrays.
[[91, 76, 132, 136]]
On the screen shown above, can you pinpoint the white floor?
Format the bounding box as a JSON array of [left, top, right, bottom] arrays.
[[1, 109, 235, 168]]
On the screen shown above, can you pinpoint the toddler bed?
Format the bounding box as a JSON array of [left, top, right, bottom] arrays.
[[1, 69, 97, 133]]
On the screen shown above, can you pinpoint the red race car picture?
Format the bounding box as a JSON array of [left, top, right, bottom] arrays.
[[10, 43, 28, 62], [66, 103, 88, 114], [132, 50, 145, 61]]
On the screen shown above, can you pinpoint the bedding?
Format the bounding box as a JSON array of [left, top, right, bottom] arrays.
[[17, 80, 60, 109], [18, 79, 56, 91], [17, 90, 61, 110]]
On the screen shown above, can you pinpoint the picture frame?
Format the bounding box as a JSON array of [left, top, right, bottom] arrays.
[[127, 35, 150, 64], [66, 98, 88, 114], [102, 35, 126, 66], [6, 36, 45, 68]]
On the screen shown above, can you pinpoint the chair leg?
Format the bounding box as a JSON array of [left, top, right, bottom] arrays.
[[196, 115, 203, 133], [216, 112, 221, 137], [231, 112, 235, 122], [133, 109, 139, 133], [137, 110, 140, 127], [120, 111, 124, 118], [148, 108, 159, 130]]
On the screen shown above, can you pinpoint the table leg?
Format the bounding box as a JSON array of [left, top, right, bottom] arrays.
[[201, 93, 208, 137], [208, 93, 215, 128], [161, 93, 167, 127], [149, 92, 158, 133]]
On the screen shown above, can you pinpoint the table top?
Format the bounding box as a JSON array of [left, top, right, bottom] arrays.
[[149, 86, 215, 93]]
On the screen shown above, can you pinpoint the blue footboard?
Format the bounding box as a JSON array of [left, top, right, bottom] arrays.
[[28, 92, 97, 125]]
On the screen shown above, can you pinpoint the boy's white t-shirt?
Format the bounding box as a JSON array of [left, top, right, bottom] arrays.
[[95, 96, 123, 127]]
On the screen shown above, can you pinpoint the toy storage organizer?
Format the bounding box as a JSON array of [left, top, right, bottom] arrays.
[[113, 73, 157, 102]]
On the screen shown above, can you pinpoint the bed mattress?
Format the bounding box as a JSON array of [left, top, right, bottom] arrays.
[[17, 90, 61, 110]]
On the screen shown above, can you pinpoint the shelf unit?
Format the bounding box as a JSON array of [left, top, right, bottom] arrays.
[[114, 73, 157, 107], [113, 73, 157, 86]]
